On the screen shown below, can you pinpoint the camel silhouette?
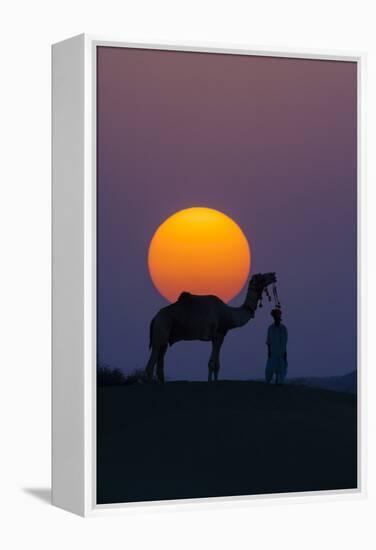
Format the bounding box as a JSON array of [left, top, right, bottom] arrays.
[[145, 272, 277, 382]]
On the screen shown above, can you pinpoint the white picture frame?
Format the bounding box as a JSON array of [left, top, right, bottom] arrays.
[[52, 34, 366, 517]]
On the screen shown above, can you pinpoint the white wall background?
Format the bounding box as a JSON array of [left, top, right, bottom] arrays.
[[1, 1, 375, 548]]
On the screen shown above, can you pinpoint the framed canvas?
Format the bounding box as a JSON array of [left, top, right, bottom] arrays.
[[52, 35, 366, 517]]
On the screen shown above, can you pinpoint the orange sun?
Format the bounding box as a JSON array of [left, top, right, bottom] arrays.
[[148, 207, 251, 303]]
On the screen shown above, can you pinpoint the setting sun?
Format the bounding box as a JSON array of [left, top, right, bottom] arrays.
[[148, 207, 251, 303]]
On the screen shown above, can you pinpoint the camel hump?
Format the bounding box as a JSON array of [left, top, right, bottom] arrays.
[[177, 291, 192, 302]]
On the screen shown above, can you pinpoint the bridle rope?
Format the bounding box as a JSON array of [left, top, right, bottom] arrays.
[[258, 282, 281, 310]]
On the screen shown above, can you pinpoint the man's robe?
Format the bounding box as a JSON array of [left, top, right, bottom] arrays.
[[265, 323, 288, 383]]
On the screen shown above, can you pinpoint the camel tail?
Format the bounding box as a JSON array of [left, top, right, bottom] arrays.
[[149, 318, 155, 349]]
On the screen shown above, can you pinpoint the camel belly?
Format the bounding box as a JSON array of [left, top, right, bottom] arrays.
[[169, 311, 217, 346], [169, 331, 213, 346], [168, 315, 217, 345], [163, 294, 224, 346]]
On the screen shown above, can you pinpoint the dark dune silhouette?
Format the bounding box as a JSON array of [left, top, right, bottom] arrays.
[[97, 381, 357, 504], [288, 370, 357, 394]]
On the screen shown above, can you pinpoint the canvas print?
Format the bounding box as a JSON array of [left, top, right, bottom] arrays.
[[96, 47, 357, 504]]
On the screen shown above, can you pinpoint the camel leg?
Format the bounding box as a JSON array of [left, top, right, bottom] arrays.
[[213, 358, 221, 382], [208, 346, 215, 382], [208, 336, 224, 382], [156, 345, 167, 383], [145, 347, 159, 382]]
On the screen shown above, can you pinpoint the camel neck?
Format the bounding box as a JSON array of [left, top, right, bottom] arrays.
[[226, 281, 261, 330], [227, 305, 255, 329], [243, 285, 260, 313]]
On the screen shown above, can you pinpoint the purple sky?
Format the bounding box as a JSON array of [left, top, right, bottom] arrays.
[[97, 47, 357, 380]]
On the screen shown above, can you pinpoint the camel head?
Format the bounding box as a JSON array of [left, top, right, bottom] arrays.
[[249, 272, 276, 294]]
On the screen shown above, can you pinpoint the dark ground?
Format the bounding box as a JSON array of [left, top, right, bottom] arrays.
[[97, 381, 357, 504]]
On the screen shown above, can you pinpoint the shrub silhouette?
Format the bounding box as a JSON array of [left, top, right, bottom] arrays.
[[97, 364, 147, 386], [97, 365, 126, 386], [123, 368, 147, 385]]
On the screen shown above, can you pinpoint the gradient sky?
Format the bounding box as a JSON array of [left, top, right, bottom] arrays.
[[97, 46, 357, 380]]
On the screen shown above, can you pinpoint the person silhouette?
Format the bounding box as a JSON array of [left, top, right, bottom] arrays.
[[265, 308, 288, 385]]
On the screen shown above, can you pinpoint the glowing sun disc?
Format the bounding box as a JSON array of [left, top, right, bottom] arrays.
[[148, 207, 251, 303]]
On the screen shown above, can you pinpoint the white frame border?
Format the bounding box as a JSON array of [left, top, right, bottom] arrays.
[[53, 34, 366, 517]]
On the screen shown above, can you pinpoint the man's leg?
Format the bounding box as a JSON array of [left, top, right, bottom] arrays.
[[275, 359, 286, 385], [265, 358, 274, 383]]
